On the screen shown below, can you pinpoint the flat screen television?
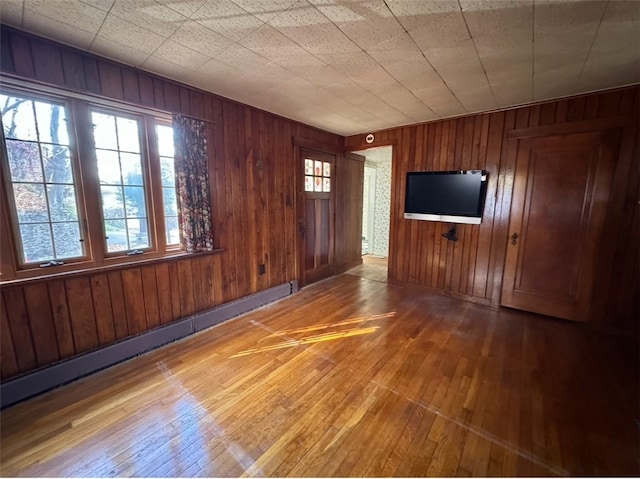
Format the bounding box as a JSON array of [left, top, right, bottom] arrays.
[[404, 170, 488, 225]]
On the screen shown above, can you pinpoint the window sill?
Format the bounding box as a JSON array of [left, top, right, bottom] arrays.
[[0, 249, 225, 287]]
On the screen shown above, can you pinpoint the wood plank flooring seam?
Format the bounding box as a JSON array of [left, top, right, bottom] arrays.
[[413, 398, 569, 476]]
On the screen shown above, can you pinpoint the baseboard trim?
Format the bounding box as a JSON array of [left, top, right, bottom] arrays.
[[388, 278, 497, 309], [0, 281, 298, 409]]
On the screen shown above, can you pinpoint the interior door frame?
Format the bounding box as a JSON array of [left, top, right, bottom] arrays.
[[294, 140, 339, 287]]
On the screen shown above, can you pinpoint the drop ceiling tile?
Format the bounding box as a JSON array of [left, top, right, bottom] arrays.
[[22, 10, 97, 49], [90, 36, 153, 67], [241, 61, 296, 88], [384, 54, 439, 81], [272, 48, 325, 70], [413, 84, 466, 116], [490, 79, 532, 107], [110, 0, 186, 38], [268, 0, 336, 45], [462, 0, 533, 84], [306, 0, 377, 26], [170, 20, 234, 57], [231, 0, 298, 23], [1, 1, 23, 27], [78, 0, 115, 12], [296, 64, 348, 87], [156, 0, 207, 17], [212, 43, 271, 71], [367, 35, 420, 66], [191, 0, 264, 42], [143, 39, 210, 71], [349, 66, 397, 90], [317, 51, 379, 78], [386, 0, 460, 33], [239, 23, 301, 62], [25, 0, 107, 33], [302, 26, 361, 55], [195, 57, 245, 87], [340, 3, 405, 50], [447, 79, 495, 106], [532, 72, 577, 101], [533, 0, 604, 78], [97, 14, 166, 55], [578, 0, 640, 91]]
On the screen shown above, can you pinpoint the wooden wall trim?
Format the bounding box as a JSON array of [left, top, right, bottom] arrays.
[[507, 115, 637, 140]]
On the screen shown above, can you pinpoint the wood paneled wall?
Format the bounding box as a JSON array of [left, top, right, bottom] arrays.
[[0, 27, 345, 381], [345, 86, 639, 331]]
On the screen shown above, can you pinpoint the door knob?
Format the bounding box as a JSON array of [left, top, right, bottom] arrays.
[[510, 233, 519, 245]]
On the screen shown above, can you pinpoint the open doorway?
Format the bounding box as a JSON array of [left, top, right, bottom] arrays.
[[348, 145, 392, 282]]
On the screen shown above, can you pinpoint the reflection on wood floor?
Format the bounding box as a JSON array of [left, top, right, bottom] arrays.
[[346, 254, 388, 282], [1, 274, 637, 476]]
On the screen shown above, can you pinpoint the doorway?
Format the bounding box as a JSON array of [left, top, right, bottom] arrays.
[[351, 145, 392, 278]]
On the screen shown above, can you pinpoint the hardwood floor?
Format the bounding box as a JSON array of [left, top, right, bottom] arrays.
[[346, 255, 388, 282], [1, 274, 637, 476]]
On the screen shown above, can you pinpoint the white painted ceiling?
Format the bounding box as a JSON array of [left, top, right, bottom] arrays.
[[1, 0, 638, 135]]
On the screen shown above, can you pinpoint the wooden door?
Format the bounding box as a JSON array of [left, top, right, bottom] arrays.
[[501, 130, 619, 321], [299, 149, 335, 286]]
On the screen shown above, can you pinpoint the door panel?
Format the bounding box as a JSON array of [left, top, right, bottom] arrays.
[[501, 130, 618, 321], [299, 149, 335, 286]]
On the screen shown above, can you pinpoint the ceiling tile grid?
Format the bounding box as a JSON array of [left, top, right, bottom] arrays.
[[0, 0, 638, 135]]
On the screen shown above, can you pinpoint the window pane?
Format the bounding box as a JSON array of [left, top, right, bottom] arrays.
[[6, 140, 43, 182], [42, 144, 72, 184], [156, 125, 174, 157], [47, 185, 78, 221], [314, 160, 322, 176], [92, 112, 118, 150], [52, 222, 82, 258], [323, 177, 331, 192], [1, 95, 37, 140], [304, 159, 313, 175], [124, 186, 146, 218], [314, 176, 322, 192], [20, 223, 53, 262], [116, 117, 140, 153], [165, 216, 179, 245], [13, 183, 49, 223], [121, 153, 143, 185], [160, 156, 175, 187], [96, 150, 121, 185], [34, 102, 69, 145], [128, 219, 149, 248], [305, 175, 313, 192], [101, 185, 125, 219], [104, 219, 127, 252], [323, 162, 331, 177], [163, 187, 177, 216]]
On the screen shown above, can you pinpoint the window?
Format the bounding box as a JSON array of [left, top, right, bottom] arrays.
[[0, 86, 183, 280], [156, 123, 180, 246], [92, 110, 150, 253], [1, 93, 84, 265], [304, 158, 331, 192]]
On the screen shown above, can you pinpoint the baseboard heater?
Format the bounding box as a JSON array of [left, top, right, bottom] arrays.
[[0, 280, 299, 409]]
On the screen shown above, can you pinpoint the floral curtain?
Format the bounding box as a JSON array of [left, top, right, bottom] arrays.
[[172, 114, 213, 252]]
